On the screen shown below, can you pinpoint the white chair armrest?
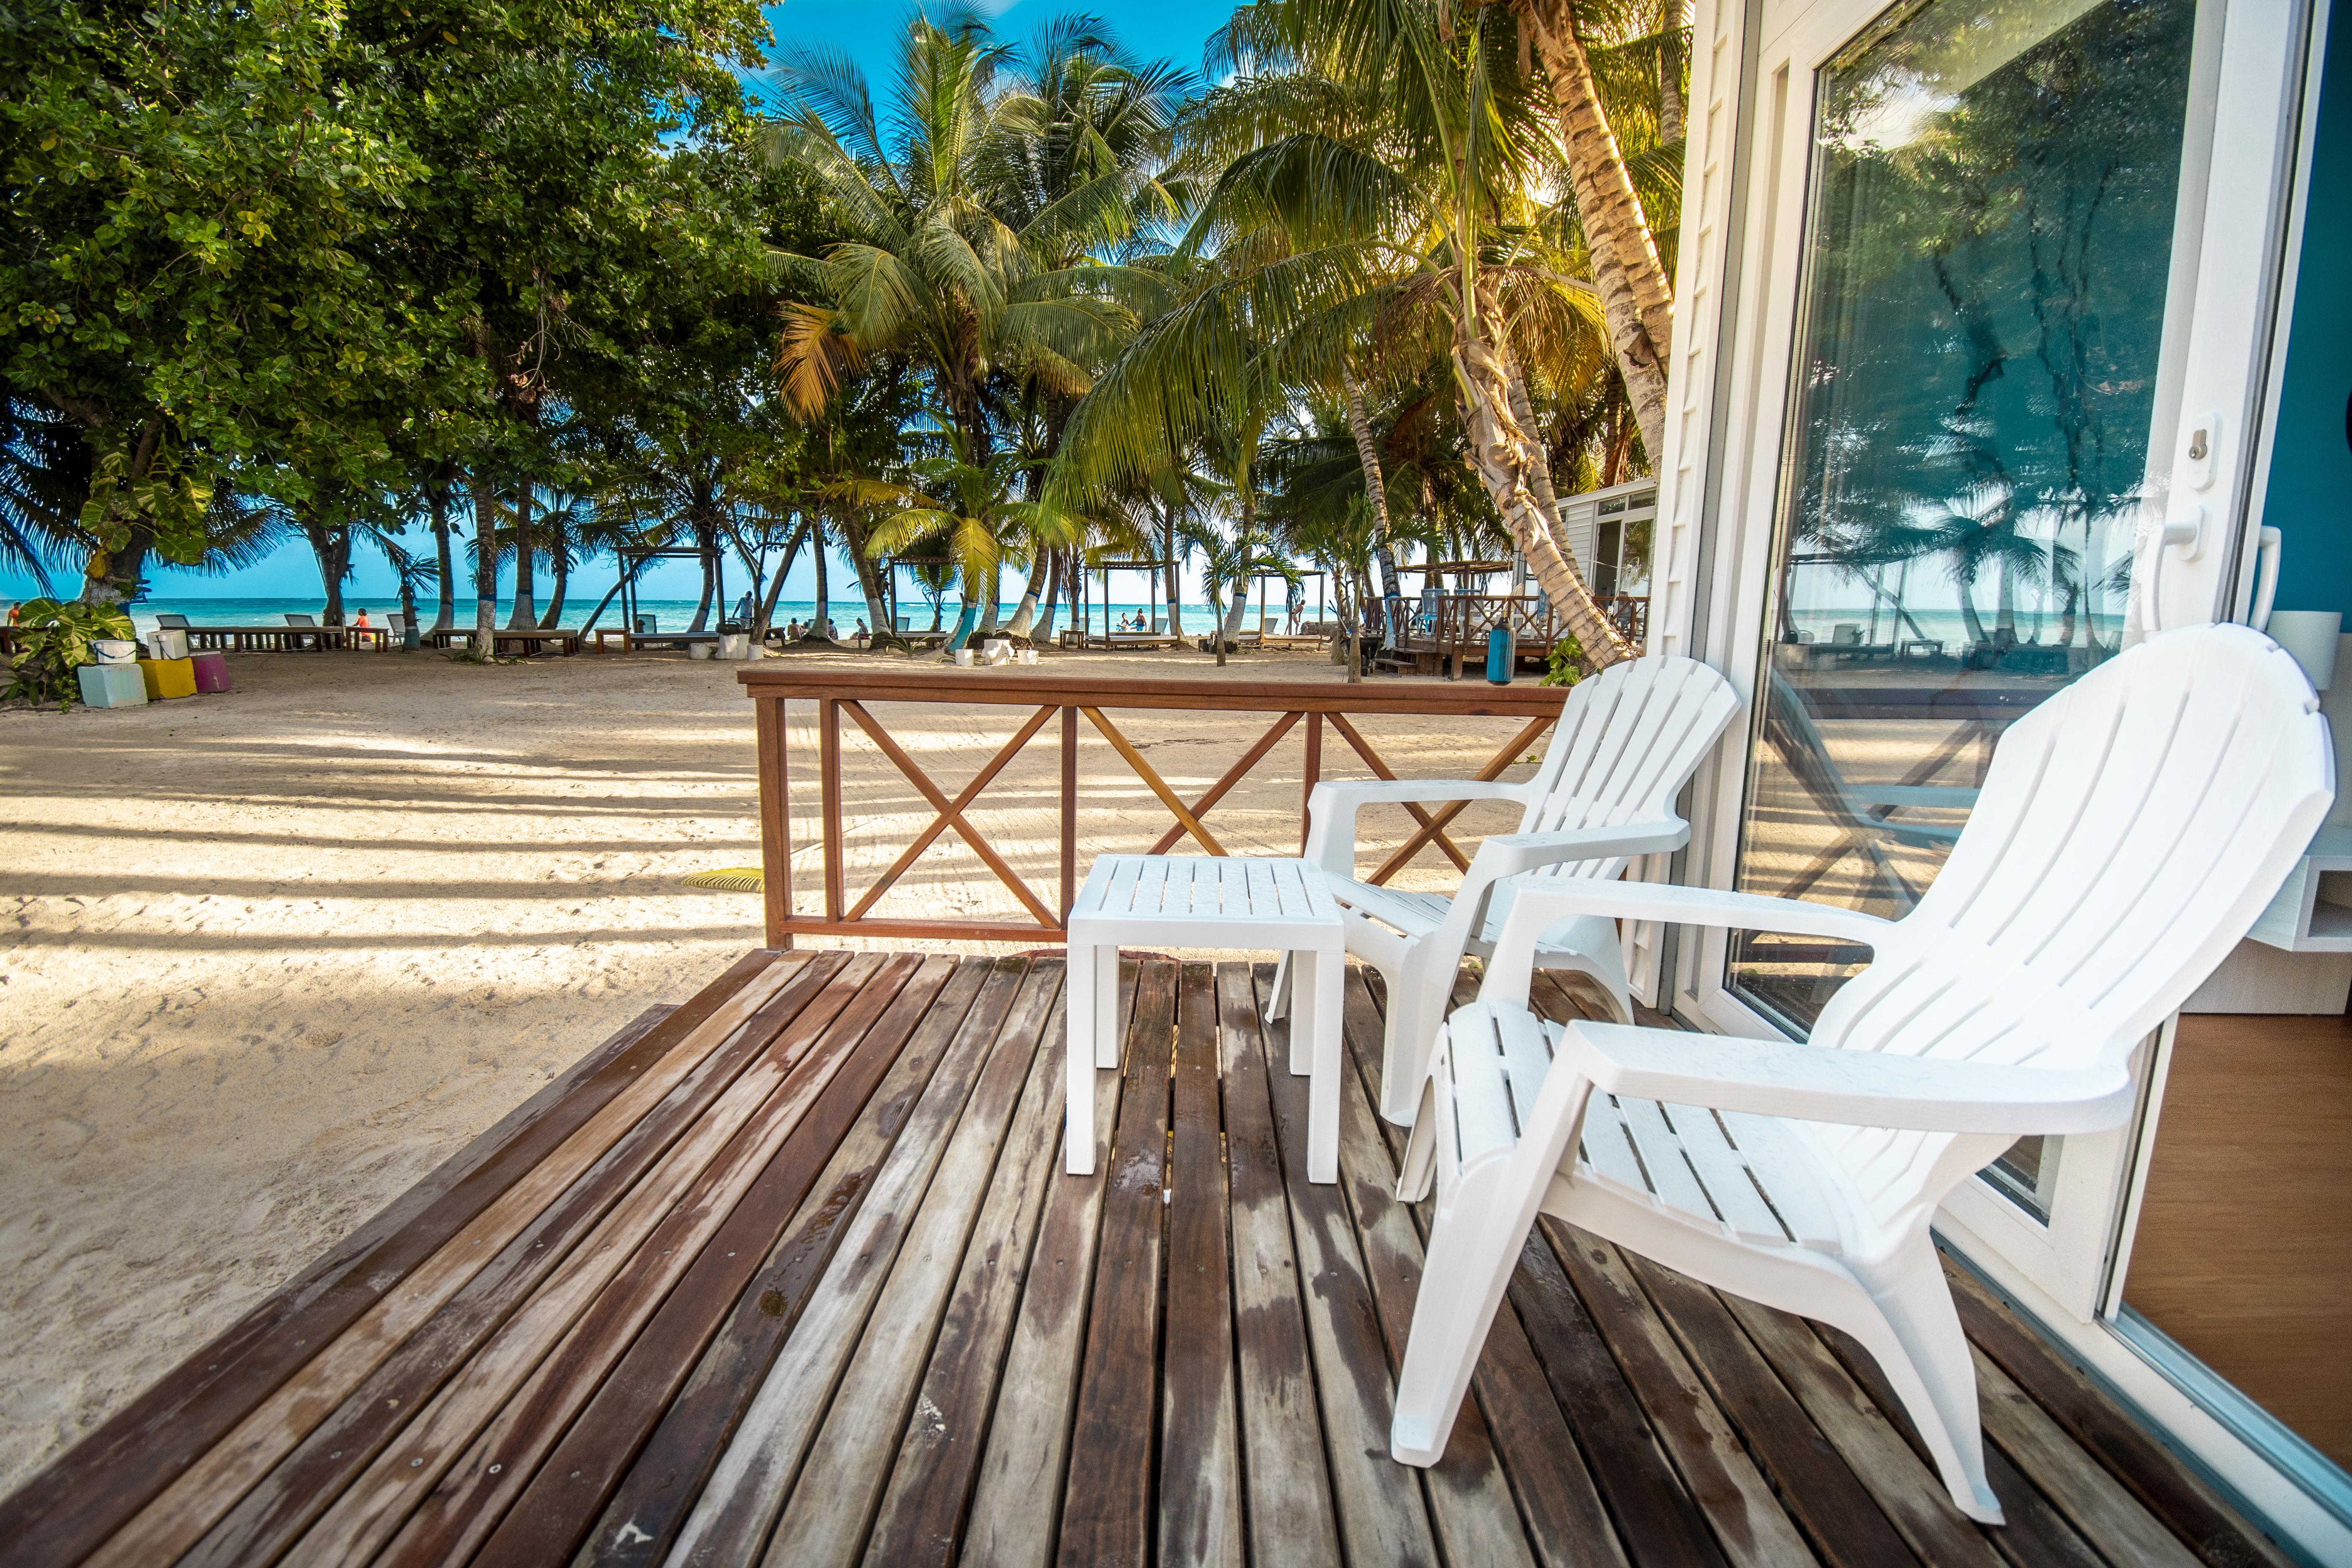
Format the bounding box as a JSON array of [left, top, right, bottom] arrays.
[[1478, 880, 1894, 1006], [1555, 1017, 2137, 1135], [1474, 822, 1689, 879], [1304, 778, 1529, 875]]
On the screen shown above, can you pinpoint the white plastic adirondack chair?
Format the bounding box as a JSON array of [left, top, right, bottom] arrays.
[[1285, 655, 1740, 1124], [1388, 624, 2332, 1524]]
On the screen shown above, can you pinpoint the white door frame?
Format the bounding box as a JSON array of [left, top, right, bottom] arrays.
[[1648, 0, 2336, 1546]]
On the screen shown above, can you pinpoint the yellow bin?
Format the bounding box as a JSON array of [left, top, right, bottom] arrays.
[[139, 656, 198, 700]]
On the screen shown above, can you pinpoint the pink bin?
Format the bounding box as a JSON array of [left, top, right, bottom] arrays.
[[191, 649, 231, 694]]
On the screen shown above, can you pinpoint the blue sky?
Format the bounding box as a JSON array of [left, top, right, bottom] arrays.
[[3, 0, 1234, 609]]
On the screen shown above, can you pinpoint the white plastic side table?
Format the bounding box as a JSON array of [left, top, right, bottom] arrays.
[[1065, 855, 1346, 1182]]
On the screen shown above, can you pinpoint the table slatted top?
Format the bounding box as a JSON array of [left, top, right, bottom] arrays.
[[1072, 855, 1341, 928]]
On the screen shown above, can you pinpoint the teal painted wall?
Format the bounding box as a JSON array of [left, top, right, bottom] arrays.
[[2265, 0, 2352, 612]]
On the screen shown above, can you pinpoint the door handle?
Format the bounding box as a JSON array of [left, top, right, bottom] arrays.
[[2252, 525, 2283, 630]]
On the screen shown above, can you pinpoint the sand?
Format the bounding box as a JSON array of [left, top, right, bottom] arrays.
[[0, 641, 1541, 1495]]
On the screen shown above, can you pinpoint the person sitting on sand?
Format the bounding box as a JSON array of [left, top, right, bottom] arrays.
[[786, 618, 801, 640]]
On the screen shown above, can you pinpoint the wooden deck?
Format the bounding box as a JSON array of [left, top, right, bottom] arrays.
[[0, 949, 2294, 1568]]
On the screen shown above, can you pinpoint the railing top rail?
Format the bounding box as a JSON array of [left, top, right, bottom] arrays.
[[737, 665, 1568, 716]]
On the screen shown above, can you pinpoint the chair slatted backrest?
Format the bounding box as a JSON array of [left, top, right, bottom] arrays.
[[1802, 625, 2332, 1237], [1514, 656, 1742, 882], [285, 614, 316, 626]]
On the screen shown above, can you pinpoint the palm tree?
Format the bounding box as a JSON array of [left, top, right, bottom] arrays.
[[858, 436, 1078, 651], [1059, 0, 1636, 666], [762, 16, 1166, 463]]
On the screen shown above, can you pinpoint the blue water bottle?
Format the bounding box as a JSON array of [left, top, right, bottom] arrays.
[[1486, 626, 1516, 684]]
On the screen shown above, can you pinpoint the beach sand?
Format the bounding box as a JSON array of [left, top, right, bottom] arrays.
[[0, 642, 1543, 1494]]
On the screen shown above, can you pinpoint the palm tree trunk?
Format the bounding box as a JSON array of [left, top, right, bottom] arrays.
[[1341, 374, 1408, 652], [1006, 550, 1050, 637], [1454, 306, 1636, 668], [689, 519, 716, 631], [808, 519, 830, 638], [429, 475, 456, 631], [1518, 0, 1676, 460], [470, 468, 499, 654], [507, 479, 536, 629], [540, 536, 567, 628], [1038, 548, 1064, 642], [1162, 509, 1183, 637], [1658, 0, 1687, 146]]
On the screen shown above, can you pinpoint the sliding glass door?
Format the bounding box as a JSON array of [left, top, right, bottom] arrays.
[[1727, 0, 2202, 1033]]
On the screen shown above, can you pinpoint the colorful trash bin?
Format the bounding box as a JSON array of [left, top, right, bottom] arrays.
[[191, 649, 231, 693], [139, 656, 198, 700], [78, 662, 150, 708]]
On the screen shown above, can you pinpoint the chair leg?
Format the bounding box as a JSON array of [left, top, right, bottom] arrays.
[[1380, 943, 1452, 1126], [1266, 951, 1293, 1021], [1389, 1158, 1522, 1465], [1841, 1239, 2005, 1524]]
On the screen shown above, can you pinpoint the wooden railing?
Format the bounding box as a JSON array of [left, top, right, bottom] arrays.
[[1424, 594, 1650, 661], [737, 667, 1565, 946]]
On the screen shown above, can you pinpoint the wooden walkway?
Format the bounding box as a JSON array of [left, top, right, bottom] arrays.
[[0, 950, 2294, 1568]]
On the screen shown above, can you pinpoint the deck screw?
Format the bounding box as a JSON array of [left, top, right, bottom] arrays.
[[489, 1464, 502, 1475], [411, 1458, 424, 1468]]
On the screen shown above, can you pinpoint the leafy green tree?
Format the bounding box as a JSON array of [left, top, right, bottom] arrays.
[[3, 0, 436, 603]]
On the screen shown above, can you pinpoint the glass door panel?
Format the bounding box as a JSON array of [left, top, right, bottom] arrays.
[[1729, 0, 2203, 1032]]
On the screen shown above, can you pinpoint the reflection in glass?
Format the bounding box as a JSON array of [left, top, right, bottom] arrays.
[[1729, 0, 2198, 1032]]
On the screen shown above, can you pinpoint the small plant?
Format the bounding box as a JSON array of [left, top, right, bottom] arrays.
[[5, 598, 136, 711], [1540, 632, 1587, 688]]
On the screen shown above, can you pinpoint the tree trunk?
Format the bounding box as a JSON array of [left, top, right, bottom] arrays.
[[397, 566, 419, 644], [808, 519, 831, 639], [77, 417, 163, 607], [429, 474, 456, 630], [770, 516, 811, 637], [1453, 305, 1636, 668], [1006, 542, 1049, 637], [1519, 0, 1676, 461], [1342, 375, 1408, 652], [1162, 511, 1182, 637], [540, 520, 568, 628], [980, 559, 1002, 634], [469, 468, 499, 655], [1658, 0, 1687, 146], [306, 517, 352, 626], [507, 479, 536, 628], [839, 518, 894, 646], [689, 520, 717, 631], [1038, 547, 1064, 642]]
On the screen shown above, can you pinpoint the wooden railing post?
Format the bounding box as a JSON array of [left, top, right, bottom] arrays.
[[1299, 713, 1322, 855], [1061, 705, 1078, 926], [756, 694, 792, 948], [820, 697, 844, 923]]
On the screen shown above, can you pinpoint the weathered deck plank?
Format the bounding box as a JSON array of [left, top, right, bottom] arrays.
[[1159, 963, 1244, 1568], [464, 951, 950, 1568], [863, 963, 1080, 1568], [0, 946, 2294, 1568], [764, 961, 1062, 1563], [578, 953, 985, 1566], [1054, 958, 1177, 1568]]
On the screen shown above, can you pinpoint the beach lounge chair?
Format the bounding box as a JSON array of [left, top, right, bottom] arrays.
[[1287, 654, 1740, 1123], [155, 613, 190, 630], [1384, 623, 2332, 1525]]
